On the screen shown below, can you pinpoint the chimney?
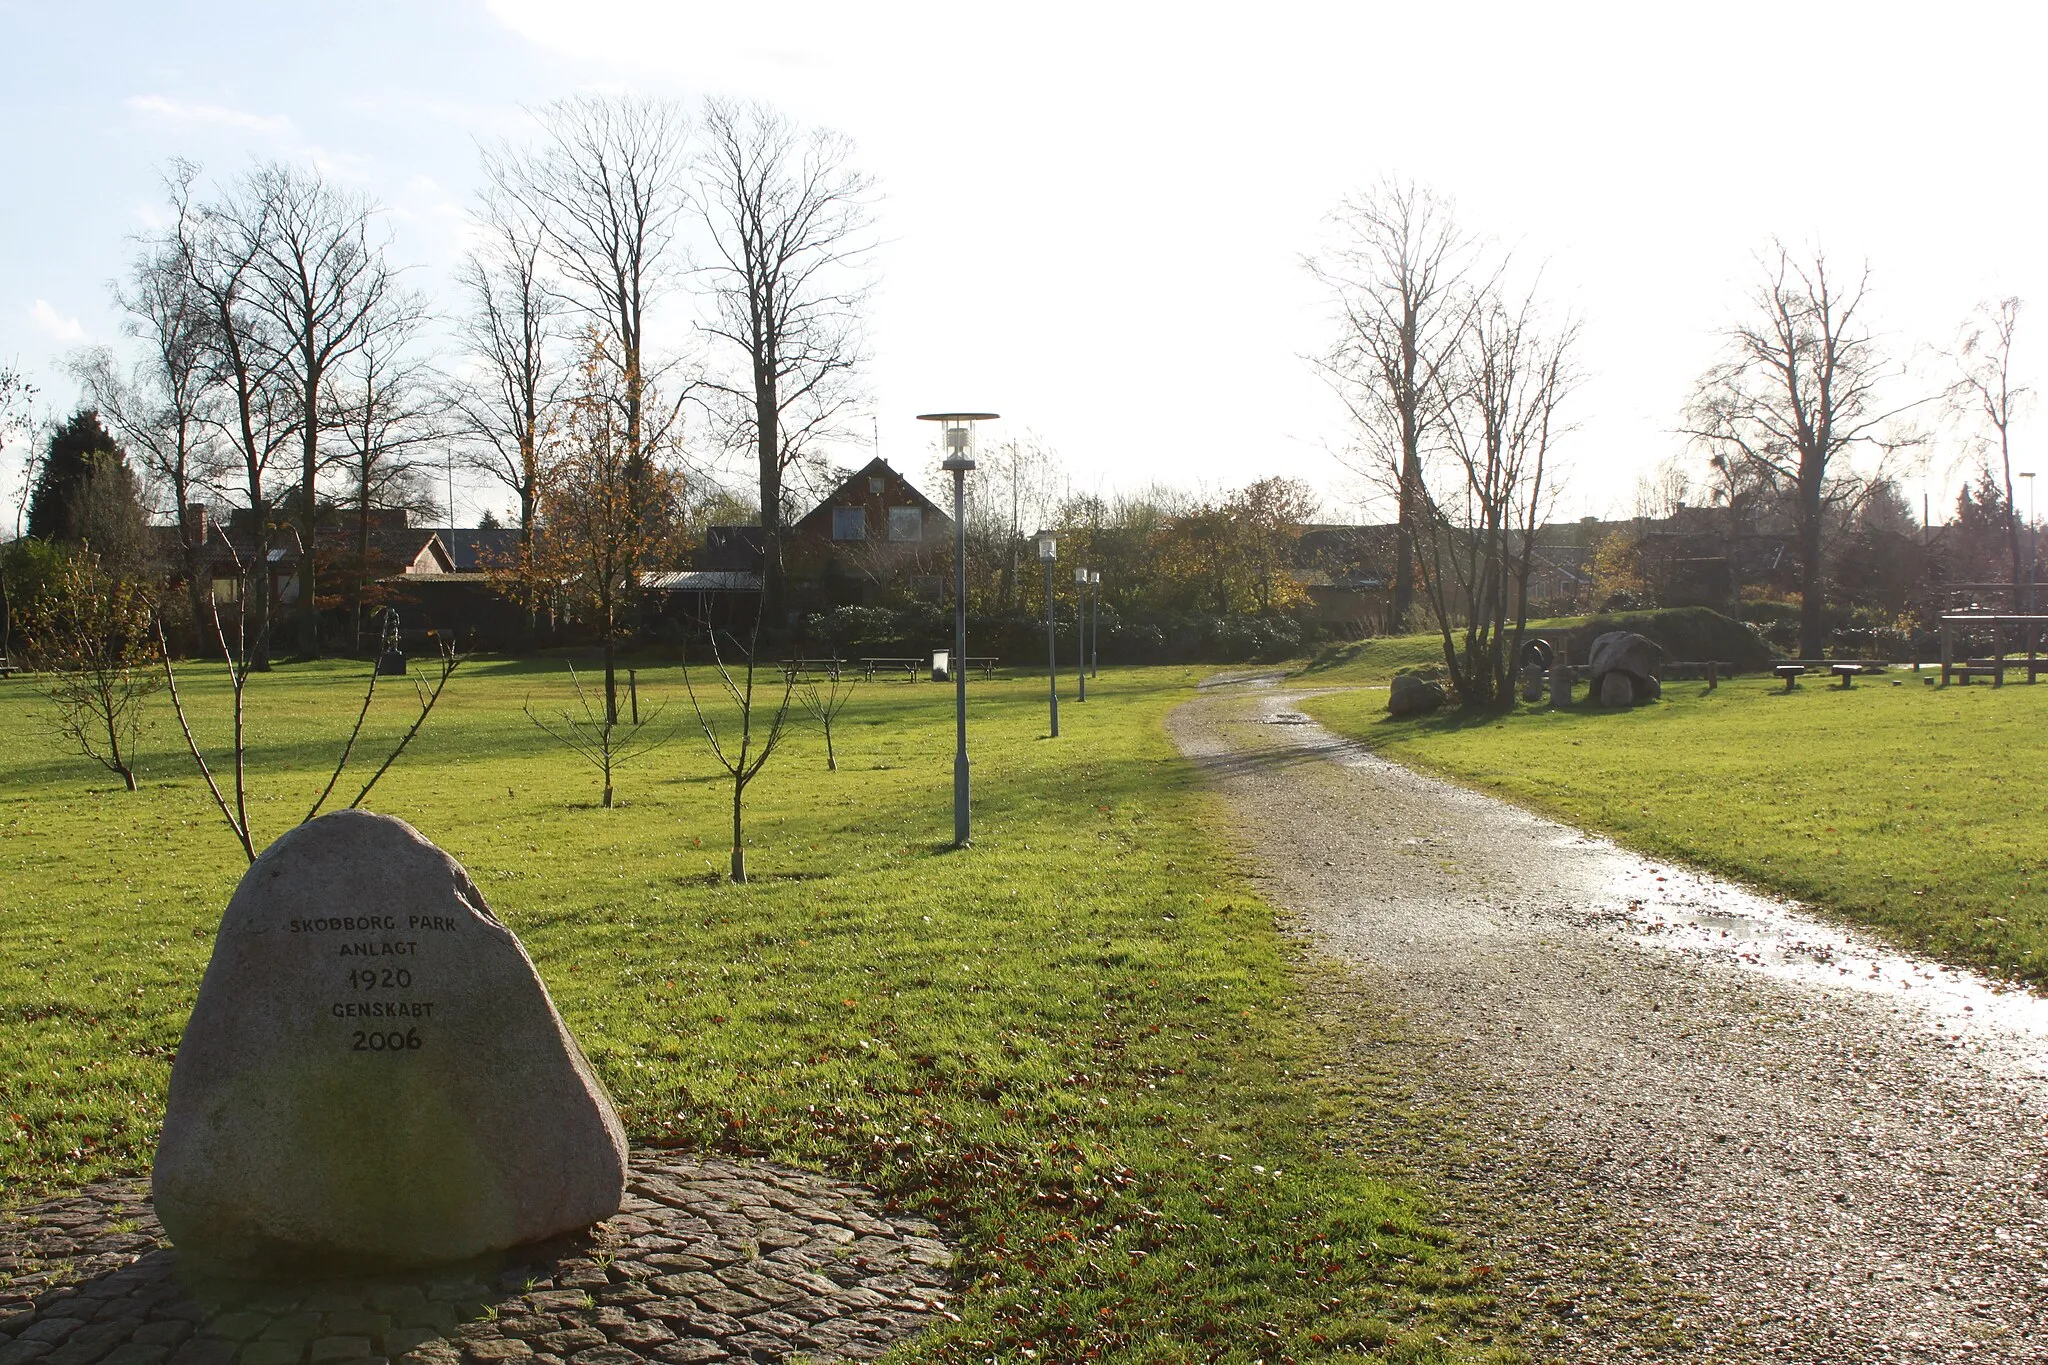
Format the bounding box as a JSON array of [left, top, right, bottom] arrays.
[[182, 504, 210, 543]]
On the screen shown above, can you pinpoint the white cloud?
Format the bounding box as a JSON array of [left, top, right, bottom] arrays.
[[124, 93, 295, 139], [31, 300, 87, 346]]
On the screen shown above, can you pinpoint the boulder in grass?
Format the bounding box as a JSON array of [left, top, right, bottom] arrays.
[[153, 810, 627, 1275], [1587, 631, 1664, 705], [1387, 671, 1446, 716]]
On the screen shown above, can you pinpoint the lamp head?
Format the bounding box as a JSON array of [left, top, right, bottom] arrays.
[[1036, 531, 1057, 562], [1074, 566, 1089, 584], [919, 412, 997, 473]]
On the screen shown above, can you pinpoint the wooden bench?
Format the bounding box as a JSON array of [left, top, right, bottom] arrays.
[[1952, 660, 2008, 685], [858, 656, 922, 681], [1773, 664, 1806, 691], [0, 655, 14, 679], [1829, 662, 1875, 688]]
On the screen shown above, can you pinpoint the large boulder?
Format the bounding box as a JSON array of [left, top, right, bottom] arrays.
[[154, 811, 627, 1276], [1587, 631, 1664, 705], [1387, 671, 1446, 716]]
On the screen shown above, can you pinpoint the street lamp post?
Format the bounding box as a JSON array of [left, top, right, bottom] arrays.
[[1073, 566, 1090, 701], [919, 411, 998, 848], [1089, 570, 1101, 679], [1038, 531, 1059, 737]]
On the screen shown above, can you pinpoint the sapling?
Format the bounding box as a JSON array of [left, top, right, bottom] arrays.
[[682, 613, 797, 883], [796, 671, 858, 771]]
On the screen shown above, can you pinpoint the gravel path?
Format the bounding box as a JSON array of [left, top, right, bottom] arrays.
[[1169, 677, 2048, 1364]]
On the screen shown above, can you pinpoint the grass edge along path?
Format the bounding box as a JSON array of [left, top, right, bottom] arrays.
[[0, 661, 1515, 1364], [1299, 678, 2048, 991]]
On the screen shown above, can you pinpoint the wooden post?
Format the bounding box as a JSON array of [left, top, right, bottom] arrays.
[[1548, 645, 1572, 708], [1941, 621, 1953, 686], [2030, 622, 2039, 683], [1995, 632, 2007, 688], [1706, 660, 1719, 691], [629, 668, 639, 724]]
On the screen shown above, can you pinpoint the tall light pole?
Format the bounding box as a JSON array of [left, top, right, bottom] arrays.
[[1090, 570, 1101, 679], [920, 412, 997, 848], [1038, 530, 1059, 737], [1073, 566, 1090, 701], [2022, 470, 2037, 613]]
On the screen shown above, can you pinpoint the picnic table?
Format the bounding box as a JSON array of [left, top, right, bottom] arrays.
[[858, 656, 923, 681], [1939, 614, 2048, 686]]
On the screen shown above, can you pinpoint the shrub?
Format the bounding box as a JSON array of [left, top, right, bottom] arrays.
[[1565, 606, 1773, 672]]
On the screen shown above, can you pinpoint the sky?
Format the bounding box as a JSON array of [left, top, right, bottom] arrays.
[[2, 0, 2043, 527]]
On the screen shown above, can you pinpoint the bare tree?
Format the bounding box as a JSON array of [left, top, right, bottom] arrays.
[[229, 162, 412, 660], [682, 614, 797, 883], [303, 609, 462, 820], [1684, 243, 1925, 658], [1949, 298, 2032, 592], [326, 314, 448, 649], [75, 234, 229, 648], [1309, 179, 1481, 631], [1414, 289, 1577, 707], [486, 96, 692, 515], [21, 551, 161, 790], [696, 97, 875, 622], [452, 186, 566, 610], [955, 435, 1065, 610], [171, 162, 295, 671], [524, 330, 684, 726], [0, 364, 39, 661]]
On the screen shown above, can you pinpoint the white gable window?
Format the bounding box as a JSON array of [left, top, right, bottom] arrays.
[[832, 506, 867, 541], [888, 507, 922, 542]]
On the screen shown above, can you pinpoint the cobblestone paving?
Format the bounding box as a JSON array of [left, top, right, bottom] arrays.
[[0, 1155, 956, 1365]]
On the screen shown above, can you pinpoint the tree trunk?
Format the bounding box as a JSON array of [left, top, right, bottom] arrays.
[[519, 486, 538, 651], [602, 633, 619, 727], [298, 381, 321, 660], [2002, 436, 2025, 602], [107, 708, 137, 792], [354, 489, 372, 654], [1391, 446, 1420, 631], [1798, 472, 1826, 659], [248, 497, 273, 672], [756, 369, 783, 625], [730, 779, 746, 883], [824, 722, 836, 772]]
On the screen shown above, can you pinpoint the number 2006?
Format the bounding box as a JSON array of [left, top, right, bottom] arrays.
[[352, 1028, 422, 1052]]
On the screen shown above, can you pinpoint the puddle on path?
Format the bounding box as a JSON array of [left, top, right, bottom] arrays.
[[1594, 845, 2048, 1078], [1255, 688, 2048, 1080]]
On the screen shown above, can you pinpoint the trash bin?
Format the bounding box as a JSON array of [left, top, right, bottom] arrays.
[[376, 647, 407, 677], [931, 649, 950, 682]]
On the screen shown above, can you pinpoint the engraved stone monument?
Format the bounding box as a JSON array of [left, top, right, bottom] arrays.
[[154, 810, 628, 1275]]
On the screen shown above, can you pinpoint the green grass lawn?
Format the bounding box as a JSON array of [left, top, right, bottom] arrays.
[[1301, 673, 2048, 989], [1, 658, 1509, 1363], [1297, 632, 1454, 686]]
